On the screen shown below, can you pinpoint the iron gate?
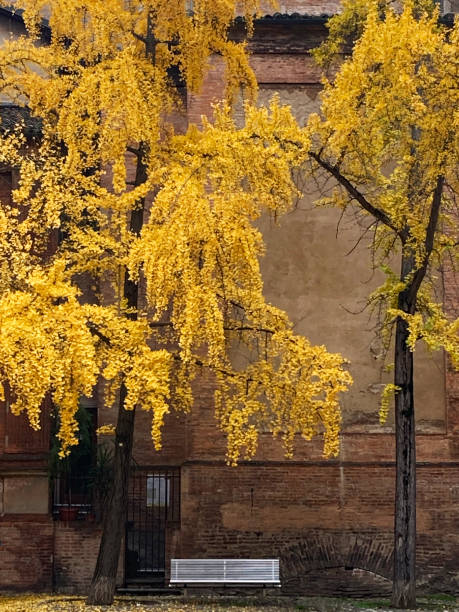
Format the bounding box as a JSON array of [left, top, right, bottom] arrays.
[[125, 467, 180, 584]]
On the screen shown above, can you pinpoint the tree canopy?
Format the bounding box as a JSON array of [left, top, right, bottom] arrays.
[[0, 0, 351, 466], [308, 0, 458, 392]]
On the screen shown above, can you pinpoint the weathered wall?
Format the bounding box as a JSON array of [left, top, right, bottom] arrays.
[[258, 1, 341, 13], [178, 461, 459, 595], [248, 79, 446, 436], [1, 475, 48, 514], [53, 523, 110, 593], [0, 517, 53, 590], [443, 0, 459, 13]]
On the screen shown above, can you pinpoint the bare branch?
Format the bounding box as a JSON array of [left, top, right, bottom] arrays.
[[131, 30, 146, 44], [224, 325, 275, 335], [408, 175, 444, 303], [127, 146, 141, 157], [309, 151, 400, 234], [344, 219, 378, 257], [87, 323, 111, 346]]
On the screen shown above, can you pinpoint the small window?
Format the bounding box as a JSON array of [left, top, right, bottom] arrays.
[[146, 474, 169, 508]]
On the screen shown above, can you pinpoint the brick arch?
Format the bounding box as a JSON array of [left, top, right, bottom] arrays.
[[280, 533, 393, 582]]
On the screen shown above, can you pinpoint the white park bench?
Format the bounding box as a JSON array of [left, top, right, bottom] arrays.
[[169, 558, 280, 592]]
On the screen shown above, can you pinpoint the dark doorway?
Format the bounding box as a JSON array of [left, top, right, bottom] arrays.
[[125, 467, 180, 586]]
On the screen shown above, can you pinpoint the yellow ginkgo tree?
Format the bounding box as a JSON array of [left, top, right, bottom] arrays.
[[0, 0, 351, 605], [306, 1, 459, 607]]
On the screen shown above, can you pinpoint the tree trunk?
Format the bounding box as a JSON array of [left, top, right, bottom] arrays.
[[87, 152, 147, 606], [86, 386, 135, 605], [391, 254, 416, 609]]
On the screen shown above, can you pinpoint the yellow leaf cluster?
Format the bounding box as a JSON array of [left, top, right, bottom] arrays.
[[308, 1, 459, 380], [379, 383, 401, 424], [0, 0, 351, 462]]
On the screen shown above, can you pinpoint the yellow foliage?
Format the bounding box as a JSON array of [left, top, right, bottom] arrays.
[[379, 383, 401, 424], [308, 1, 459, 399], [313, 0, 439, 67], [0, 592, 292, 611], [0, 0, 351, 462]]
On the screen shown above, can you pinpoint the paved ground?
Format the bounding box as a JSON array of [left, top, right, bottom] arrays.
[[0, 594, 458, 612]]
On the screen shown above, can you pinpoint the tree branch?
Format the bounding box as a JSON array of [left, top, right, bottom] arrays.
[[224, 325, 275, 335], [408, 175, 444, 304], [127, 146, 141, 157], [131, 31, 146, 44], [309, 151, 400, 234], [87, 323, 111, 346]]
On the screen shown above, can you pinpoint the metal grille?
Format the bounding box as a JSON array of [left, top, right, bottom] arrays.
[[126, 467, 180, 583], [52, 475, 92, 516]]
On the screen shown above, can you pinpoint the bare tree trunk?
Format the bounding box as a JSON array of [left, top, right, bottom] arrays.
[[86, 386, 135, 605], [391, 254, 416, 609], [87, 152, 147, 606]]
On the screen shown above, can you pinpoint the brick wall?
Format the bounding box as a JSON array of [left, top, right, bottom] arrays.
[[177, 462, 459, 595], [0, 170, 12, 206], [53, 522, 126, 593], [0, 517, 53, 590], [146, 10, 459, 598], [0, 518, 112, 594], [53, 523, 102, 592]]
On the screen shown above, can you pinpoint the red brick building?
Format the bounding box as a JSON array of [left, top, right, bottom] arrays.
[[0, 1, 458, 597]]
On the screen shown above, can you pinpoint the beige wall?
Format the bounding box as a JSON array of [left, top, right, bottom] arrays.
[[443, 0, 459, 13], [1, 475, 49, 514], [255, 84, 445, 434], [0, 13, 47, 105]]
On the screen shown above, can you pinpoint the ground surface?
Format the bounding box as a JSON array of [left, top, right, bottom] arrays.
[[0, 594, 459, 612]]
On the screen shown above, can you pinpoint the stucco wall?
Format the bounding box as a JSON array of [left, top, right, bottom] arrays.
[[2, 475, 48, 514], [256, 83, 446, 434]]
